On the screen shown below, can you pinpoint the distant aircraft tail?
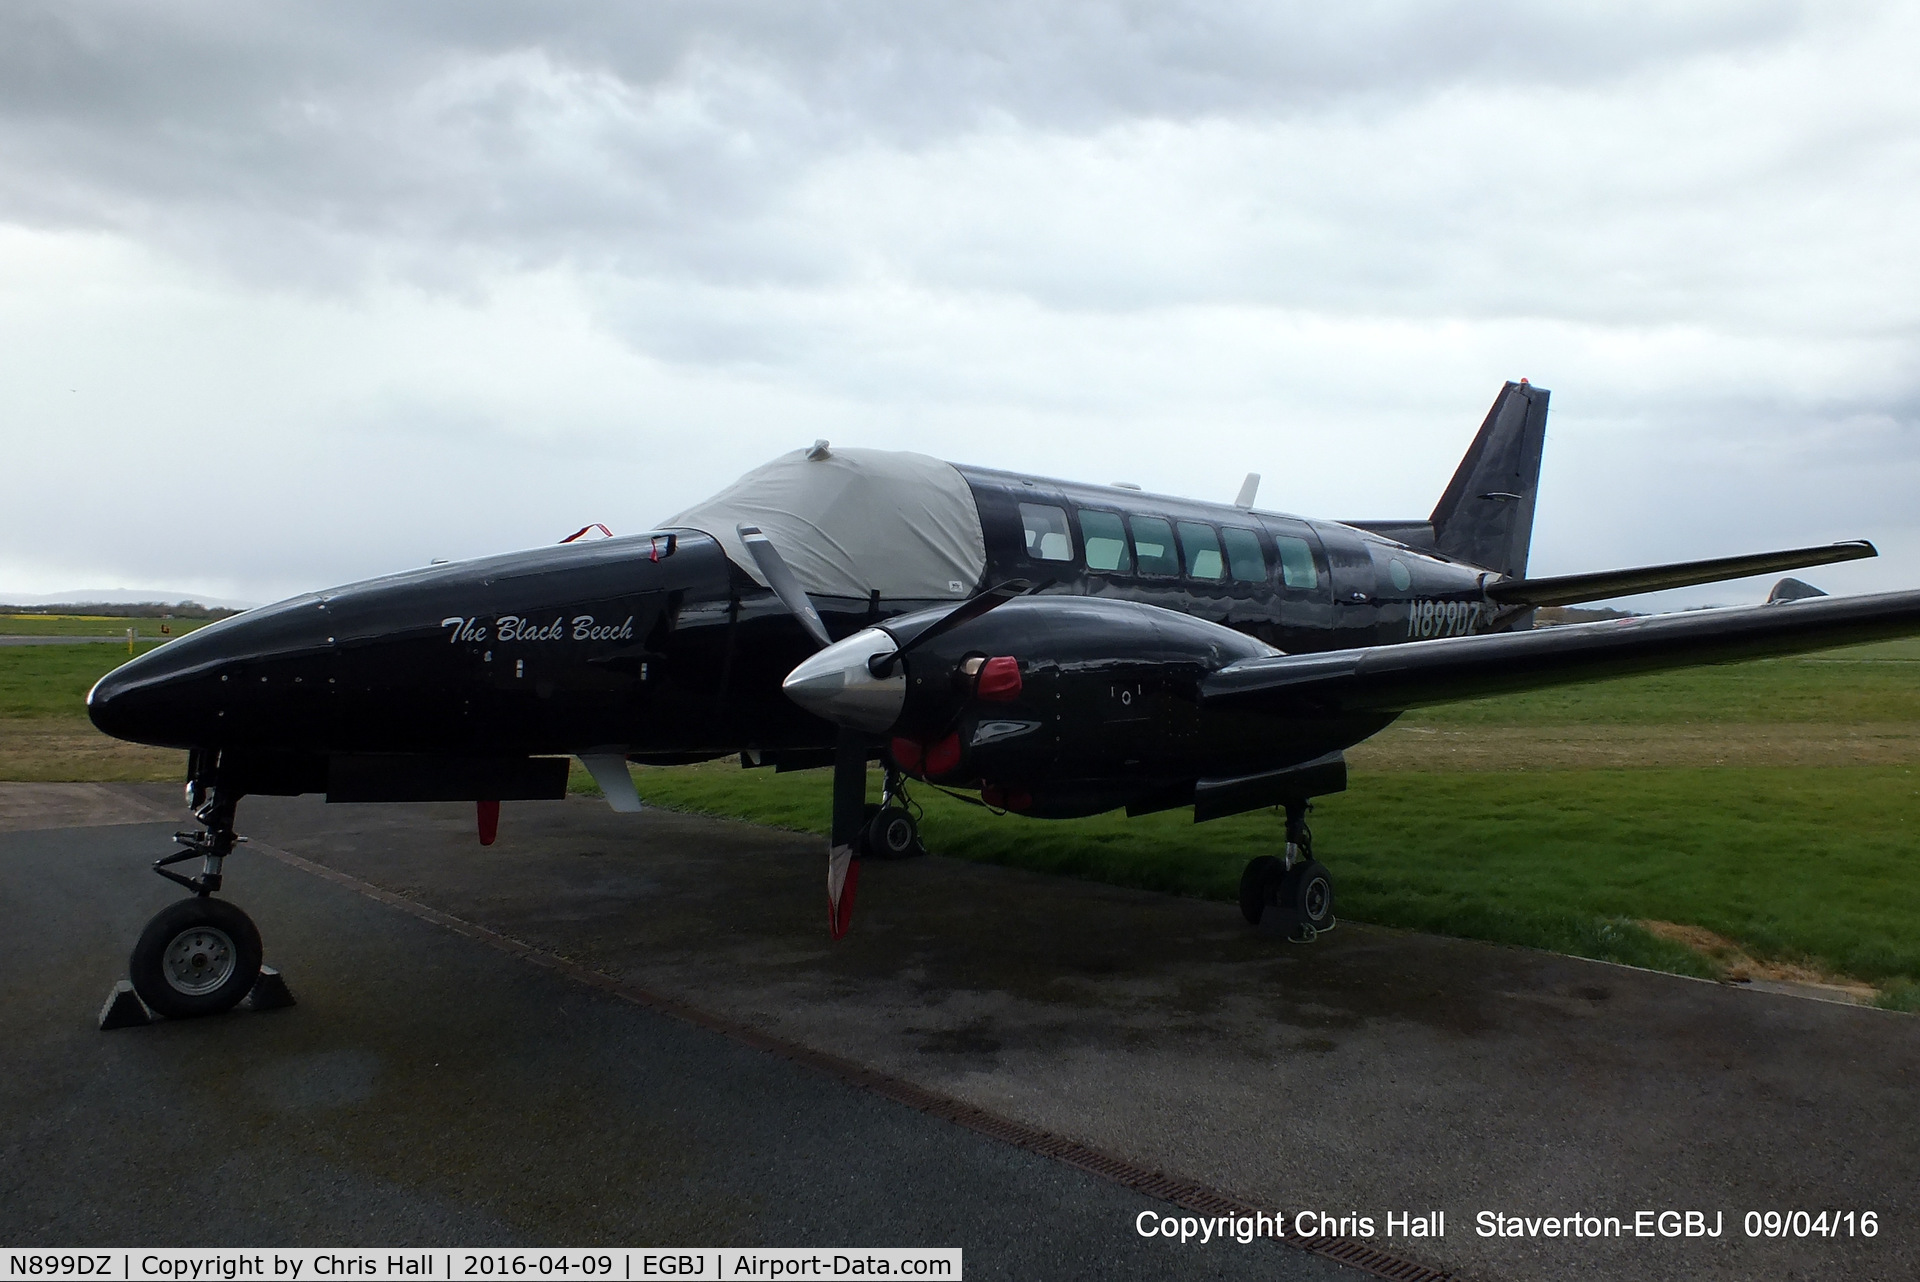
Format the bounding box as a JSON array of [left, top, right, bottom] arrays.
[[1428, 380, 1550, 578]]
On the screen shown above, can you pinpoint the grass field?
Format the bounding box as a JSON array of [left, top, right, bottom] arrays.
[[8, 634, 1919, 1005], [611, 758, 1919, 995], [0, 642, 187, 781], [1401, 637, 1920, 726]]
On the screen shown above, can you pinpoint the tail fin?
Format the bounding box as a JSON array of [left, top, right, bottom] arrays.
[[1429, 381, 1550, 578]]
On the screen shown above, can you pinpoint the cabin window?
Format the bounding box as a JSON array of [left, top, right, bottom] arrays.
[[1019, 503, 1074, 562], [1130, 516, 1180, 576], [1275, 536, 1318, 589], [1388, 557, 1413, 592], [1177, 522, 1225, 581], [1078, 510, 1131, 574], [1221, 527, 1266, 584]]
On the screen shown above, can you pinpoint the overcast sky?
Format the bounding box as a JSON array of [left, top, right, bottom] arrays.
[[3, 1, 1915, 608]]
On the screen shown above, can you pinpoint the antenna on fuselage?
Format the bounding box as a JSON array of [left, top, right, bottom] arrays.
[[1234, 473, 1261, 509]]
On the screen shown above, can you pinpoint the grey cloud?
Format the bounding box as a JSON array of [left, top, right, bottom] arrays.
[[0, 1, 1813, 285], [4, 1, 1916, 607]]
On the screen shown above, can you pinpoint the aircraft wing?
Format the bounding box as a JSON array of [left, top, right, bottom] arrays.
[[1200, 588, 1920, 716], [1482, 541, 1876, 609]]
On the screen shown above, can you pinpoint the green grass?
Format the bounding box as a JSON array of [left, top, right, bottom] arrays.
[[1875, 979, 1920, 1012], [0, 641, 170, 720], [1404, 637, 1920, 726], [619, 758, 1920, 986], [0, 642, 188, 781]]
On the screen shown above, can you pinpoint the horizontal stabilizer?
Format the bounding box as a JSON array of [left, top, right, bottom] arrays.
[[1484, 541, 1876, 609], [1202, 588, 1920, 717]]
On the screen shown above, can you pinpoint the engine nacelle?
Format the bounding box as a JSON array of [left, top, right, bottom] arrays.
[[787, 595, 1371, 818]]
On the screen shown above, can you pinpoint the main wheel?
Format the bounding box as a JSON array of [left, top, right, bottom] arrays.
[[129, 898, 263, 1019], [863, 805, 923, 859], [1279, 860, 1336, 934], [1239, 855, 1283, 925]]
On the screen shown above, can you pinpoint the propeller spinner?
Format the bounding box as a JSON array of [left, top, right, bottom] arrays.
[[737, 525, 1036, 936], [738, 524, 1023, 938]]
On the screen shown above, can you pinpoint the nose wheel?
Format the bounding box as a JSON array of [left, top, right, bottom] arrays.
[[120, 778, 274, 1021], [129, 896, 263, 1018], [860, 765, 926, 860]]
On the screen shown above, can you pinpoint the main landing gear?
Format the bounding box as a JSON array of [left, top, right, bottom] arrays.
[[1239, 801, 1336, 943], [861, 763, 925, 860], [122, 784, 277, 1020]]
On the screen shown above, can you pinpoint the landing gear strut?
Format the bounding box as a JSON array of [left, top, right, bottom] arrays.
[[152, 784, 239, 894], [862, 763, 925, 860], [1239, 801, 1336, 941], [127, 783, 265, 1019]]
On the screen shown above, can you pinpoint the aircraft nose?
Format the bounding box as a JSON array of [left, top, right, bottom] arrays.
[[85, 599, 320, 749], [87, 646, 208, 747], [781, 628, 907, 734]]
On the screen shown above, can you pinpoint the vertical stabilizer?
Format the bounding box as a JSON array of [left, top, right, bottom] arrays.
[[1430, 381, 1550, 578]]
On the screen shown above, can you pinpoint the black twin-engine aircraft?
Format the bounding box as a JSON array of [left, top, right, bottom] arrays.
[[89, 382, 1920, 1018]]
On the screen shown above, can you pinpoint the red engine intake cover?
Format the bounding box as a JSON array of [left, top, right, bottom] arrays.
[[975, 655, 1022, 702], [923, 731, 964, 779], [889, 737, 924, 774]]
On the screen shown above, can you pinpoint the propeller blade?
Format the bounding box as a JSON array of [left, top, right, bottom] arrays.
[[738, 524, 832, 650], [827, 729, 868, 939], [869, 578, 1034, 676]]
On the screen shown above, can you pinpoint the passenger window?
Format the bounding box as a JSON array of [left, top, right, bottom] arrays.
[[1177, 522, 1225, 581], [1221, 527, 1266, 584], [1078, 510, 1131, 574], [1130, 516, 1179, 576], [1019, 503, 1073, 562], [1275, 536, 1318, 589]]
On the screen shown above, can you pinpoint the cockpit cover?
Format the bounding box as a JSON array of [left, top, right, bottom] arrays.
[[663, 447, 987, 601]]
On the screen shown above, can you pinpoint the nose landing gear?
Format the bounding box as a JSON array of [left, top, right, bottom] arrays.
[[123, 782, 270, 1021], [860, 764, 926, 860], [1238, 802, 1336, 942]]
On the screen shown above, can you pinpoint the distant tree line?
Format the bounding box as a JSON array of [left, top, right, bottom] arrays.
[[0, 601, 241, 619], [1536, 605, 1641, 626]]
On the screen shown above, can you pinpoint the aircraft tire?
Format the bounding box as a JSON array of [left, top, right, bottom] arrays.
[[129, 897, 263, 1020], [1279, 860, 1336, 934], [1239, 855, 1284, 925], [864, 805, 923, 860]]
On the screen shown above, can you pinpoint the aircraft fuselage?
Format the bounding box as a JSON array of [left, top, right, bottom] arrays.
[[86, 465, 1487, 807]]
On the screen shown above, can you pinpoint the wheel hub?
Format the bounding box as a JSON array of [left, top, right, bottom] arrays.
[[1304, 877, 1330, 920], [163, 926, 237, 995]]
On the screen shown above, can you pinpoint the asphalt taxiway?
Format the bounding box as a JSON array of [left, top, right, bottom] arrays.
[[3, 784, 1916, 1280]]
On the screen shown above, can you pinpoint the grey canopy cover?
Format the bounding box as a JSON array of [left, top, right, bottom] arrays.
[[663, 447, 987, 601]]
